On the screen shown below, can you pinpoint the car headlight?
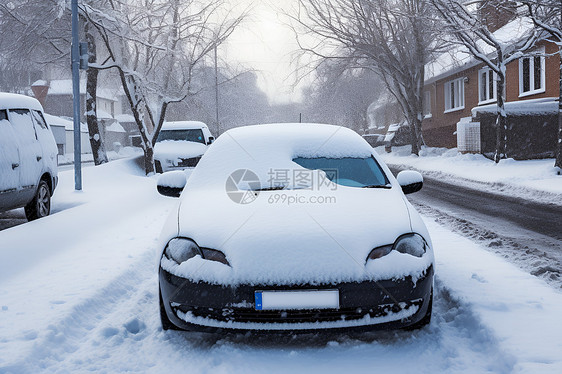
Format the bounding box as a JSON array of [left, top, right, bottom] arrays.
[[163, 238, 230, 266], [366, 233, 427, 262], [164, 238, 200, 264], [394, 233, 427, 257]]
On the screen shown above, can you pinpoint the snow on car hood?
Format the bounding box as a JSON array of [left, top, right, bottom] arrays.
[[154, 140, 207, 161], [161, 185, 432, 286]]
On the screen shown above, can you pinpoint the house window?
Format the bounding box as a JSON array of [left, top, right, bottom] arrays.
[[478, 68, 497, 104], [444, 78, 464, 112], [423, 90, 431, 117], [519, 47, 545, 97]]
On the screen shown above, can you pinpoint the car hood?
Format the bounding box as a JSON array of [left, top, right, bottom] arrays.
[[161, 185, 433, 286], [154, 141, 207, 160]]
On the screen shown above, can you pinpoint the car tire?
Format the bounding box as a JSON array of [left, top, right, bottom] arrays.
[[405, 288, 432, 330], [25, 180, 51, 221], [159, 289, 179, 331]]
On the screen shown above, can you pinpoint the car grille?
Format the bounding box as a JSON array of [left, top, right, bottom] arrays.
[[176, 299, 422, 324], [177, 156, 201, 167]]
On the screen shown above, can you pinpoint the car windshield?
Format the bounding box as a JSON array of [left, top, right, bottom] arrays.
[[292, 157, 390, 188], [157, 129, 205, 144]]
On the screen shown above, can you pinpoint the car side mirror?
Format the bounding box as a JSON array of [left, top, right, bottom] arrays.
[[157, 171, 187, 198], [396, 170, 423, 194], [207, 136, 215, 145]]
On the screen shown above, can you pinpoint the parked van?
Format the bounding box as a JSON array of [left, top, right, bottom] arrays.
[[154, 121, 214, 173], [0, 93, 58, 220]]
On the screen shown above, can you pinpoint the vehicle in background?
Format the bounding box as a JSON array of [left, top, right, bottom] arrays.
[[362, 133, 386, 147], [0, 93, 58, 220], [384, 121, 412, 152], [154, 121, 214, 173]]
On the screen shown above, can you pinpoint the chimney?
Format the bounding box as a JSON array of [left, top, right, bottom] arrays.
[[31, 80, 49, 107]]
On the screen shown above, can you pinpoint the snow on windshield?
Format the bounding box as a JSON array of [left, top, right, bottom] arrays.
[[187, 123, 376, 190]]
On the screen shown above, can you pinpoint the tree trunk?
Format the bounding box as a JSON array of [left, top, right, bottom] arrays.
[[554, 45, 562, 174], [494, 70, 507, 163], [85, 21, 108, 165]]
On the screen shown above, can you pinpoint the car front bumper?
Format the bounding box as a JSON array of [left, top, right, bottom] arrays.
[[159, 265, 433, 333]]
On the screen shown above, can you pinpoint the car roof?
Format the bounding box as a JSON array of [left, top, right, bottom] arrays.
[[161, 121, 208, 130], [0, 92, 44, 111]]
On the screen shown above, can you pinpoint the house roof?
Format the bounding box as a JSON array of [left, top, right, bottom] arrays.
[[425, 16, 536, 84], [47, 79, 119, 102]]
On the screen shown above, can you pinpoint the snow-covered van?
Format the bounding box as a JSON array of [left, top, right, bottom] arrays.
[[0, 93, 58, 220], [154, 121, 214, 173]]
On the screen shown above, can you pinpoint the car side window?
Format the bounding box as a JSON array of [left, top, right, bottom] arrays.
[[8, 109, 38, 140], [31, 110, 48, 130], [0, 109, 7, 121]]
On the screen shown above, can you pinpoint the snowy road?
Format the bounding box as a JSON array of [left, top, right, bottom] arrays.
[[1, 159, 562, 373], [388, 166, 562, 290]]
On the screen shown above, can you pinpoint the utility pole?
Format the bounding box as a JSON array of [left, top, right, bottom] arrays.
[[71, 0, 81, 190], [214, 43, 220, 136], [71, 0, 88, 190]]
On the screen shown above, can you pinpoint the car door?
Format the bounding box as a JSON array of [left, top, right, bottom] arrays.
[[8, 109, 43, 203], [0, 109, 23, 211], [30, 109, 58, 178]]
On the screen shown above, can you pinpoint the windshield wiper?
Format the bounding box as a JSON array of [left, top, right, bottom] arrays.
[[362, 184, 392, 189], [254, 186, 285, 191]]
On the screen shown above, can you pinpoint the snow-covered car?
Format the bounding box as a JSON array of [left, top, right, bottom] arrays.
[[0, 93, 58, 220], [156, 123, 434, 332], [153, 121, 214, 173]]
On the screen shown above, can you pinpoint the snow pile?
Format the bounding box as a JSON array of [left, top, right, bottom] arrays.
[[380, 145, 562, 201]]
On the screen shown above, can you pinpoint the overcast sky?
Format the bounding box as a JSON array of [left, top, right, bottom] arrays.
[[223, 1, 309, 104]]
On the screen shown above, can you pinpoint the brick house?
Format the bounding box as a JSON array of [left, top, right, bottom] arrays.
[[422, 8, 560, 157]]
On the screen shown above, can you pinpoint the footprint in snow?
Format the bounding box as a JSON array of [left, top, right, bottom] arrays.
[[124, 318, 145, 334], [100, 327, 120, 338], [471, 273, 487, 283]]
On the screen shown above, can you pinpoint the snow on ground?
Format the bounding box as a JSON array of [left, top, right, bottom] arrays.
[[56, 146, 143, 166], [378, 146, 562, 206], [1, 156, 561, 373]]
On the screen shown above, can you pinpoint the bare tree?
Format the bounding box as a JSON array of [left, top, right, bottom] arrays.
[[289, 0, 443, 155], [82, 0, 246, 174], [431, 0, 539, 163], [0, 0, 112, 165], [523, 0, 562, 171]]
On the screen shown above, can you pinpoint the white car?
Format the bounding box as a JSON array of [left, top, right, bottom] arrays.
[[0, 93, 58, 220], [154, 121, 214, 173], [156, 123, 433, 332]]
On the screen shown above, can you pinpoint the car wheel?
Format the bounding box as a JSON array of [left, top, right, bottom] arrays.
[[159, 289, 179, 331], [405, 288, 432, 330], [25, 180, 51, 221]]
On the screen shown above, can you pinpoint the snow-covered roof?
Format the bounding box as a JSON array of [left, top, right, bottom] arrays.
[[47, 79, 119, 101], [44, 113, 88, 132], [162, 121, 208, 130], [31, 80, 48, 87], [425, 17, 536, 84], [115, 113, 135, 122], [97, 110, 113, 119], [0, 92, 43, 111], [105, 121, 126, 133]]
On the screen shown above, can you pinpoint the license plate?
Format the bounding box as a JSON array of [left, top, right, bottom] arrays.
[[255, 289, 339, 310]]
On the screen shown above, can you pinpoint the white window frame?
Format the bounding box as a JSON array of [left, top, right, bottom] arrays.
[[423, 90, 432, 118], [444, 77, 465, 113], [478, 67, 497, 105], [519, 46, 546, 97]]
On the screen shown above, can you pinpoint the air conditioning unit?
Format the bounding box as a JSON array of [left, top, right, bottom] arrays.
[[457, 117, 481, 153]]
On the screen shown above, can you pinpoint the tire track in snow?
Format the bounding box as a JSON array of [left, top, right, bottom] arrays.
[[9, 266, 515, 373]]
